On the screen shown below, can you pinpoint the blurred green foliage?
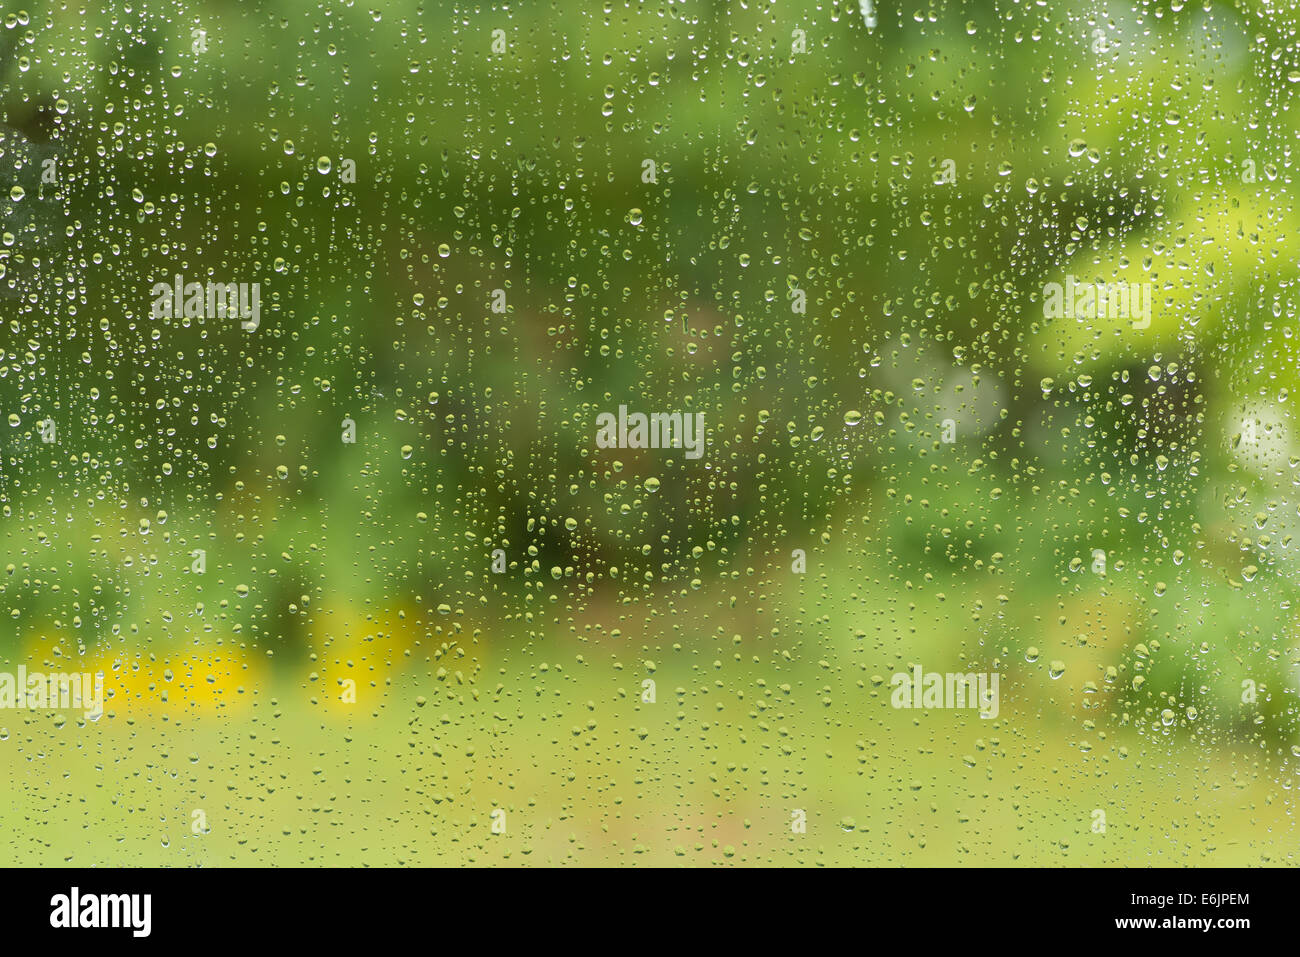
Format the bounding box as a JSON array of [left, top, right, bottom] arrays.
[[1, 0, 1299, 864]]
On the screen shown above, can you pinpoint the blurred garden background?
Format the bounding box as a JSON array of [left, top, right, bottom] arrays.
[[2, 0, 1300, 865]]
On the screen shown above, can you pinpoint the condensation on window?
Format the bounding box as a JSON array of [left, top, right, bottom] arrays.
[[0, 0, 1295, 866]]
